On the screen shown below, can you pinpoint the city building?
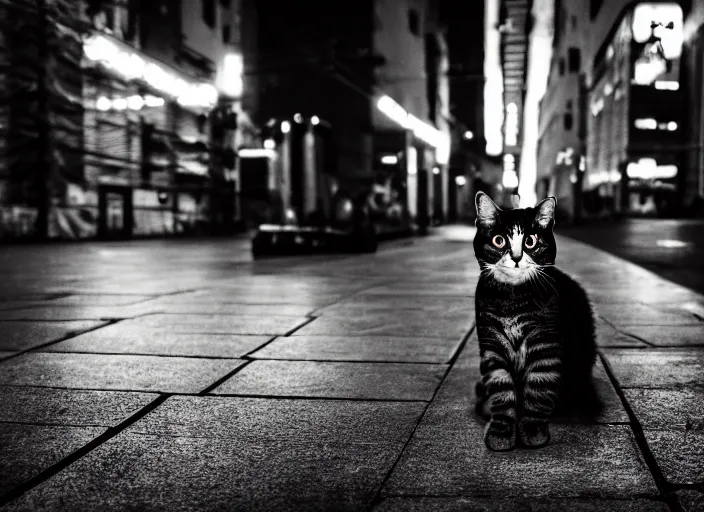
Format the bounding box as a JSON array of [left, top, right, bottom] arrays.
[[683, 0, 704, 214], [584, 1, 686, 217], [246, 0, 451, 233], [536, 0, 587, 222], [0, 0, 247, 240]]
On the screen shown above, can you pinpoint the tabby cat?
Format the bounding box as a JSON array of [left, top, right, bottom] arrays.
[[473, 192, 599, 451]]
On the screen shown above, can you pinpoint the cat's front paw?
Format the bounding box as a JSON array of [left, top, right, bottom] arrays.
[[484, 418, 516, 452], [518, 418, 551, 448]]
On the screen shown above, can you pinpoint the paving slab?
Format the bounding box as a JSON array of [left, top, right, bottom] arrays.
[[596, 318, 649, 348], [0, 300, 55, 311], [50, 294, 156, 306], [598, 304, 701, 327], [0, 304, 158, 321], [677, 490, 704, 512], [381, 340, 656, 499], [249, 335, 463, 363], [0, 387, 157, 426], [591, 359, 630, 424], [0, 423, 106, 496], [314, 295, 474, 317], [359, 283, 475, 296], [619, 325, 704, 347], [160, 288, 345, 307], [134, 299, 315, 317], [625, 389, 704, 485], [43, 326, 271, 358], [374, 497, 670, 511], [590, 284, 704, 305], [4, 397, 425, 511], [294, 313, 473, 339], [0, 353, 243, 393], [0, 321, 107, 351], [211, 360, 447, 401], [602, 349, 704, 389], [117, 313, 310, 335]]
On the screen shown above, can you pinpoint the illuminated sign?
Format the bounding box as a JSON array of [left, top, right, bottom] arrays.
[[505, 103, 519, 147], [83, 33, 218, 110], [633, 53, 668, 85], [239, 148, 276, 159], [626, 159, 677, 179], [632, 3, 683, 59], [654, 80, 679, 90], [376, 96, 451, 165], [220, 53, 244, 98], [94, 94, 165, 112]]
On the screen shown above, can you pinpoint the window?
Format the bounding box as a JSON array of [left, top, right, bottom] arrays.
[[566, 100, 573, 110], [590, 0, 604, 19], [222, 24, 231, 43], [568, 48, 581, 73], [220, 0, 230, 6], [202, 0, 215, 28], [571, 16, 577, 30], [559, 58, 565, 75], [564, 112, 574, 131], [408, 9, 420, 36]]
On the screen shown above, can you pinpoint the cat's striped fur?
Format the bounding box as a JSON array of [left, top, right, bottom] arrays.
[[473, 192, 598, 451]]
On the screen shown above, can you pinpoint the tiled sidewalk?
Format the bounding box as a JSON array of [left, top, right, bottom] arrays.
[[0, 228, 702, 511]]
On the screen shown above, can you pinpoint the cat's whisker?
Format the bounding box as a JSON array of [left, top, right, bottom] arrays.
[[535, 268, 559, 297]]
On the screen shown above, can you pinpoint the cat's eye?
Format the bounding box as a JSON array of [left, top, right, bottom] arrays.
[[525, 234, 538, 249], [491, 235, 505, 248]]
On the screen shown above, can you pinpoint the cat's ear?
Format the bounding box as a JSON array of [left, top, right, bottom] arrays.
[[475, 192, 501, 228], [535, 196, 557, 229]]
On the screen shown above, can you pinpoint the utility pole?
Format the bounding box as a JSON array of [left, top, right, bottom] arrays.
[[34, 0, 50, 240]]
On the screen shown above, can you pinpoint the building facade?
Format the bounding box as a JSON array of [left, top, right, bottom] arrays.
[[585, 2, 685, 217], [536, 0, 693, 220], [536, 0, 586, 222], [0, 0, 247, 240], [683, 0, 704, 213]]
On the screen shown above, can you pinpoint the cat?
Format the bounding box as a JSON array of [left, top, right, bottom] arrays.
[[472, 191, 599, 451]]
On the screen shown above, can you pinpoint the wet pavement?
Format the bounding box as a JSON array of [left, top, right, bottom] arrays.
[[0, 226, 702, 511], [562, 218, 704, 296]]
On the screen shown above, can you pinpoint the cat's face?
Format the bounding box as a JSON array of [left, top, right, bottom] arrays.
[[473, 192, 557, 286]]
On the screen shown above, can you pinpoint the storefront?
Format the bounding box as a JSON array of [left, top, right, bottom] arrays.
[[373, 95, 451, 233], [585, 2, 685, 218], [71, 32, 223, 238]]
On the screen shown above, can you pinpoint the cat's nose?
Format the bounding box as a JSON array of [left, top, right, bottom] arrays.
[[510, 254, 522, 266]]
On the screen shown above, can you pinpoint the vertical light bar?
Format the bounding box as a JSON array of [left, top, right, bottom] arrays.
[[484, 0, 503, 156], [518, 0, 554, 207], [407, 146, 418, 218]]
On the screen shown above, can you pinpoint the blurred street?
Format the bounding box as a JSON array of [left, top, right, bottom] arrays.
[[0, 226, 702, 511], [562, 219, 704, 296]]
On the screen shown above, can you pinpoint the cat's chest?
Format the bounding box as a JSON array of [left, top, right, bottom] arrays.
[[477, 295, 559, 348]]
